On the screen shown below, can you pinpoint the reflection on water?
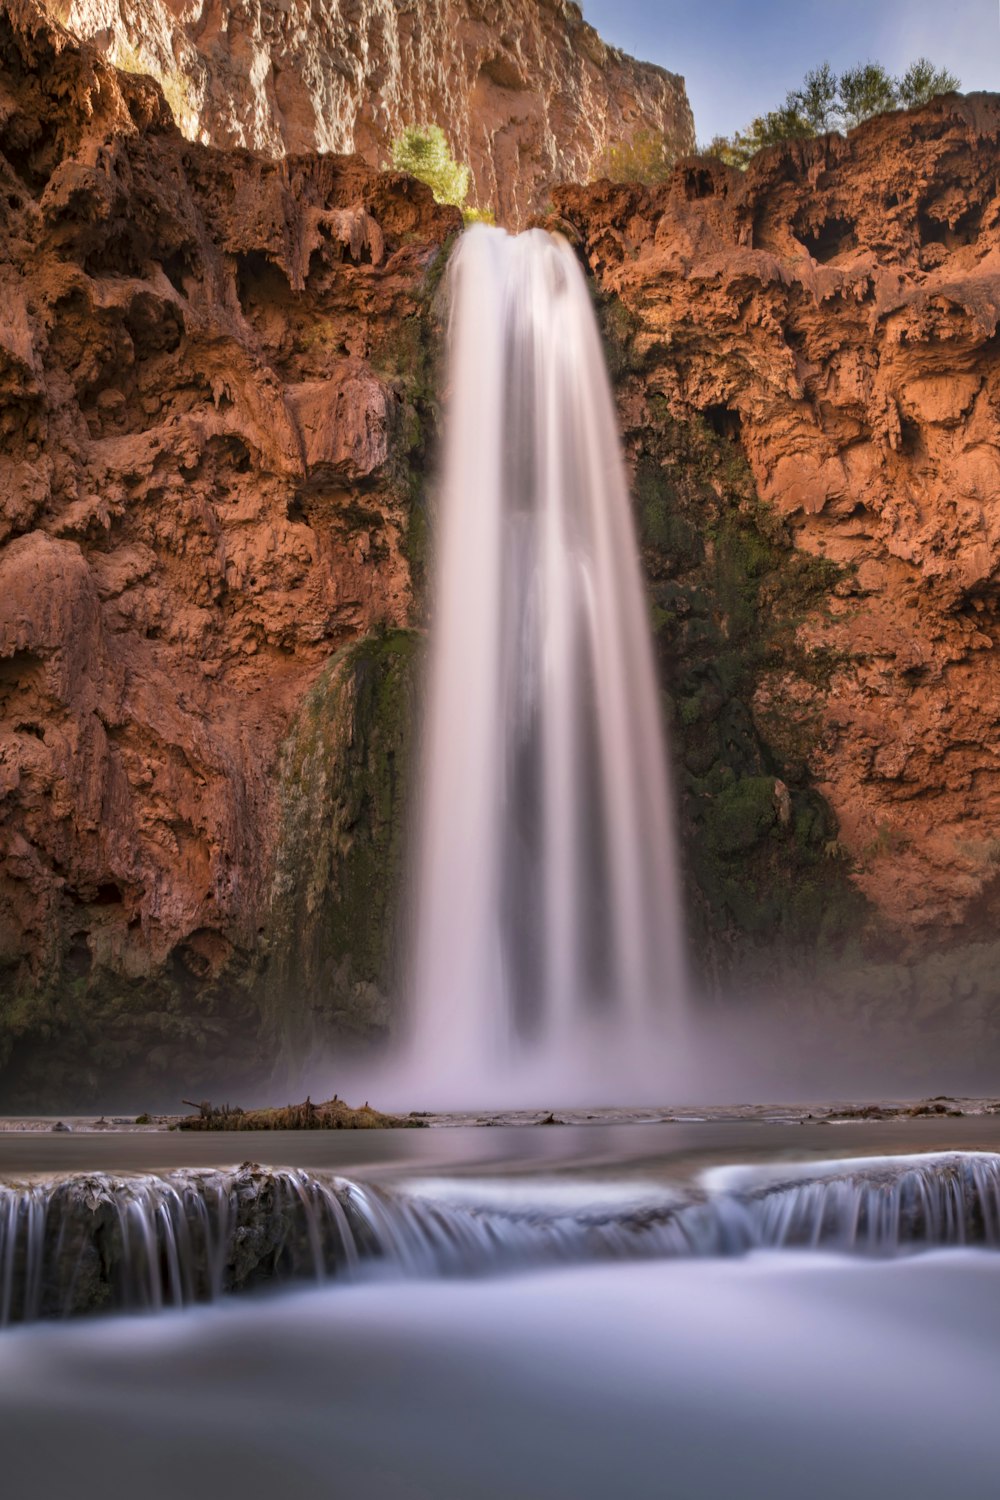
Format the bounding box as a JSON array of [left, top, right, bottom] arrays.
[[7, 1114, 1000, 1178], [0, 1253, 998, 1499]]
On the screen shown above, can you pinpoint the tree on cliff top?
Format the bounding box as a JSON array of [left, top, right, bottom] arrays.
[[897, 57, 962, 109], [389, 125, 493, 223], [838, 62, 901, 129], [706, 56, 960, 169]]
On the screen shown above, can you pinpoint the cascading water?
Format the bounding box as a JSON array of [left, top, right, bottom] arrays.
[[403, 224, 685, 1106], [5, 1153, 1000, 1324]]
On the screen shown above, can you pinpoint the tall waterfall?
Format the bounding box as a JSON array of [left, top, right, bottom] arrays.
[[404, 225, 685, 1106]]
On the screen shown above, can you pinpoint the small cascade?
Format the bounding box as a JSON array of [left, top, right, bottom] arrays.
[[0, 1166, 359, 1325], [700, 1151, 1000, 1252], [3, 1154, 1000, 1326]]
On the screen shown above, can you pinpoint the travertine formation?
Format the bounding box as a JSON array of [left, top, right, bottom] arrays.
[[0, 0, 455, 1099], [4, 0, 1000, 1101], [47, 0, 695, 225], [553, 94, 1000, 939]]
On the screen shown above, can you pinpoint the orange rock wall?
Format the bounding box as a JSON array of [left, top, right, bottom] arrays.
[[0, 0, 455, 1093], [555, 95, 1000, 940], [50, 0, 695, 226]]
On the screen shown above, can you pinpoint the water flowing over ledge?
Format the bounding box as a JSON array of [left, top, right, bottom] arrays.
[[402, 224, 685, 1108], [3, 1153, 1000, 1325]]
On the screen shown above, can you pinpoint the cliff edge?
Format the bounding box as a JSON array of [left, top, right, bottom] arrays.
[[46, 0, 695, 226]]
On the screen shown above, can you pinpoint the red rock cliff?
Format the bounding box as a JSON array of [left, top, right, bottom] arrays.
[[47, 0, 695, 227], [4, 0, 1000, 1103], [0, 0, 454, 1101], [554, 95, 1000, 942]]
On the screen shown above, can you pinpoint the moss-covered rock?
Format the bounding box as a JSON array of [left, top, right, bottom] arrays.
[[0, 957, 264, 1112], [259, 629, 421, 1073], [599, 301, 870, 990]]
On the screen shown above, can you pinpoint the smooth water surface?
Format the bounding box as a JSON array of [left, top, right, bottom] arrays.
[[1, 1251, 998, 1499], [6, 1113, 1000, 1177]]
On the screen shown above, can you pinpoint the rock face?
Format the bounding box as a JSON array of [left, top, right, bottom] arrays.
[[5, 0, 1000, 1103], [553, 94, 1000, 946], [0, 0, 453, 1104], [48, 0, 695, 227]]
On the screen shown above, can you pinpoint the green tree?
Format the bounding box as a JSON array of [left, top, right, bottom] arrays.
[[706, 103, 812, 169], [390, 124, 471, 210], [838, 61, 899, 128], [898, 56, 960, 108], [599, 129, 676, 185], [706, 55, 961, 171], [791, 62, 840, 134]]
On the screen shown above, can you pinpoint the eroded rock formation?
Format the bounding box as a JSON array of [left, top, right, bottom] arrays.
[[47, 0, 695, 226], [553, 94, 1000, 946], [5, 0, 1000, 1103], [0, 0, 453, 1103]]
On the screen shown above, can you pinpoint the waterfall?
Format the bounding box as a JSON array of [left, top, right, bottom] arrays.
[[404, 224, 685, 1106], [3, 1154, 1000, 1324]]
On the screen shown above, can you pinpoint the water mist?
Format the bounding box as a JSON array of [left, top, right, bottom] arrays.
[[393, 225, 687, 1109]]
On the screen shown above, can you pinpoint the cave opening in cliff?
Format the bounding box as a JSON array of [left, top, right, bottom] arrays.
[[700, 403, 742, 442], [683, 165, 717, 201], [797, 215, 858, 263], [917, 197, 983, 248], [235, 249, 293, 318]]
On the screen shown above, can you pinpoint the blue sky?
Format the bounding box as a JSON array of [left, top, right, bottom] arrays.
[[580, 0, 999, 142]]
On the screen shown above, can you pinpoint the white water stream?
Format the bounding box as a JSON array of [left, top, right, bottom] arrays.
[[402, 226, 685, 1106], [5, 1152, 1000, 1324]]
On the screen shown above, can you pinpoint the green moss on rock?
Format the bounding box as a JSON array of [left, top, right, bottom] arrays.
[[0, 958, 262, 1112], [261, 629, 421, 1070], [601, 306, 871, 988]]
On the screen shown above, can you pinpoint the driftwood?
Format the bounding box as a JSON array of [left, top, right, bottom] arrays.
[[175, 1096, 426, 1131]]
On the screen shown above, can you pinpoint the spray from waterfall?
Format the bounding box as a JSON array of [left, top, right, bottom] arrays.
[[396, 225, 687, 1107]]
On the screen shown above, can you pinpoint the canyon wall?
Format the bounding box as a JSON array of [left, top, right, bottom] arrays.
[[3, 0, 1000, 1104], [46, 0, 695, 226], [552, 94, 1000, 966], [0, 0, 455, 1103]]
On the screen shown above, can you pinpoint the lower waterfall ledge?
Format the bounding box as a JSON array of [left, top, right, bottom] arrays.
[[3, 1151, 1000, 1325]]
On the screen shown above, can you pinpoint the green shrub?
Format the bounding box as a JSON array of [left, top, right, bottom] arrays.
[[389, 124, 493, 225], [597, 130, 676, 186]]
